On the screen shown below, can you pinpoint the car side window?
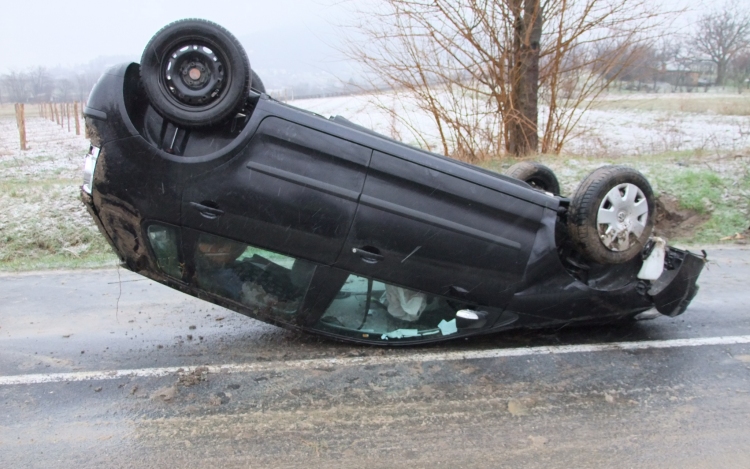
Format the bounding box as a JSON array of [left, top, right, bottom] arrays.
[[315, 274, 460, 342], [193, 232, 316, 317], [146, 224, 182, 278]]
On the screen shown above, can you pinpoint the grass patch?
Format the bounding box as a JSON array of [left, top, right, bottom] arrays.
[[692, 211, 749, 244], [661, 170, 723, 214], [0, 252, 118, 272], [652, 166, 750, 243], [0, 178, 118, 271]]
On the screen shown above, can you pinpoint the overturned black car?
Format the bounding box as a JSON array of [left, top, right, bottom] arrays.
[[80, 19, 705, 345]]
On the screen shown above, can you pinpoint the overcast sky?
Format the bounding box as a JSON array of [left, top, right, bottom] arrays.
[[0, 0, 712, 72], [0, 0, 352, 70]]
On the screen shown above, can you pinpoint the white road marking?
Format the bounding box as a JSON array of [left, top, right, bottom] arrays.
[[2, 334, 750, 386]]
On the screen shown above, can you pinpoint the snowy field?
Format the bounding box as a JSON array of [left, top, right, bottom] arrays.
[[290, 92, 750, 157], [0, 117, 88, 180]]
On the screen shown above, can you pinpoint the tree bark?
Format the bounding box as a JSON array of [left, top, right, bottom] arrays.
[[508, 0, 542, 156], [716, 59, 727, 87]]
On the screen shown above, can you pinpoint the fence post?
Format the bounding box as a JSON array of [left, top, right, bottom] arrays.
[[74, 102, 81, 135], [66, 103, 71, 132], [15, 103, 28, 151]]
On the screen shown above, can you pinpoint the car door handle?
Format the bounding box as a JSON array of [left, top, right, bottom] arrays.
[[352, 247, 384, 264], [190, 202, 224, 220]]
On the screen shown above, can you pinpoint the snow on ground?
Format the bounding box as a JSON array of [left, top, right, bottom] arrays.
[[563, 108, 750, 157], [0, 117, 89, 181], [290, 92, 750, 157]]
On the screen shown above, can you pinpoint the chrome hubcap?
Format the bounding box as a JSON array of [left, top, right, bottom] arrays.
[[597, 183, 649, 251]]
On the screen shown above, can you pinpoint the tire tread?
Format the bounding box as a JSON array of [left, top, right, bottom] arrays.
[[505, 161, 561, 195], [140, 18, 250, 127], [567, 165, 655, 264]]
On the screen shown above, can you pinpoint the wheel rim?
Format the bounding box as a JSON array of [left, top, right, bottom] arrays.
[[163, 43, 227, 107], [527, 177, 547, 192], [596, 183, 649, 251]]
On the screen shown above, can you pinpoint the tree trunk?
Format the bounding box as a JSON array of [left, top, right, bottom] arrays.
[[716, 60, 727, 87], [508, 0, 542, 156]]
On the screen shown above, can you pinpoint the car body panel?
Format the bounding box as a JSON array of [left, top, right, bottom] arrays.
[[182, 116, 372, 265], [334, 150, 542, 308]]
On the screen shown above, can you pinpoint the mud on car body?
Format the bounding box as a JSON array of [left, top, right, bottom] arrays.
[[80, 19, 705, 345]]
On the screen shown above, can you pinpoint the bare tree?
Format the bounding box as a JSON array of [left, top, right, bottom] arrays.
[[347, 0, 664, 160], [75, 72, 99, 103], [605, 44, 653, 89], [57, 78, 74, 102], [692, 2, 750, 87], [729, 50, 750, 93], [1, 71, 30, 102], [610, 40, 686, 91], [28, 66, 54, 102]]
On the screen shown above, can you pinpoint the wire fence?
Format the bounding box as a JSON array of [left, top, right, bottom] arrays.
[[13, 102, 83, 150]]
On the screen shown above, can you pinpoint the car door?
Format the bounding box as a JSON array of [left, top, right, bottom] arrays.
[[334, 151, 545, 309], [182, 117, 372, 265]]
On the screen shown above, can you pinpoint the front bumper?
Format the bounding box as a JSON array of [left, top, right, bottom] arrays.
[[650, 248, 706, 317]]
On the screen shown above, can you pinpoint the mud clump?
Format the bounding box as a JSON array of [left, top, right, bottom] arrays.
[[654, 194, 709, 240], [152, 385, 177, 402], [177, 366, 209, 386]]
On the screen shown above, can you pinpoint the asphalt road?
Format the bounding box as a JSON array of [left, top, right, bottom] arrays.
[[1, 247, 749, 468]]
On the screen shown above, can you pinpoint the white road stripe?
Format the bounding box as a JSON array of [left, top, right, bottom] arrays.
[[2, 335, 750, 386]]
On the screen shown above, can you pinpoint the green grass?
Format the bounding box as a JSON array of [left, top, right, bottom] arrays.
[[660, 170, 723, 214], [650, 166, 750, 243], [0, 252, 118, 272], [695, 211, 749, 243]]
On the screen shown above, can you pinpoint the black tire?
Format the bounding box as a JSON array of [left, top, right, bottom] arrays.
[[568, 166, 655, 264], [250, 69, 266, 94], [141, 19, 250, 128], [505, 161, 561, 195]]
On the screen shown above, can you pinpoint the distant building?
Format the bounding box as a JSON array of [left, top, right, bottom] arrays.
[[659, 59, 716, 89]]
